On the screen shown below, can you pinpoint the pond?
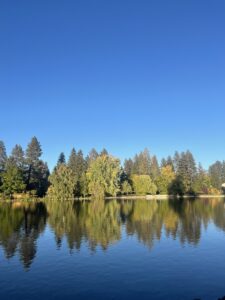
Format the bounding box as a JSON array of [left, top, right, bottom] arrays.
[[0, 198, 225, 300]]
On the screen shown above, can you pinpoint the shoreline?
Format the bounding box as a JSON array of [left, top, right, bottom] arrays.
[[1, 194, 225, 202]]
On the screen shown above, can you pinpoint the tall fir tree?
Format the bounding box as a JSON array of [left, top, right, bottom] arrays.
[[176, 150, 197, 194], [11, 144, 26, 171], [0, 140, 7, 172], [100, 148, 108, 156], [57, 152, 66, 166], [124, 158, 134, 176], [25, 137, 49, 196], [150, 155, 160, 182], [87, 148, 99, 166], [208, 161, 223, 190]]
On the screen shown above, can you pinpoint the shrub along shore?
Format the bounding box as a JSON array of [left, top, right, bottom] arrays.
[[0, 137, 225, 200]]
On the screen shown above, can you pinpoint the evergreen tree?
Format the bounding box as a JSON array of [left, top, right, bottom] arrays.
[[35, 161, 50, 196], [100, 148, 108, 156], [79, 173, 89, 197], [87, 148, 99, 166], [173, 151, 180, 173], [1, 160, 26, 197], [26, 137, 42, 188], [133, 148, 151, 175], [25, 137, 49, 195], [68, 148, 77, 171], [176, 151, 197, 194], [11, 144, 25, 170], [166, 156, 174, 170], [0, 140, 7, 172], [161, 158, 167, 168], [57, 152, 66, 166], [208, 161, 223, 190], [124, 158, 134, 176], [150, 155, 160, 182], [194, 163, 212, 194], [76, 150, 86, 177], [26, 137, 42, 165], [67, 148, 86, 196]]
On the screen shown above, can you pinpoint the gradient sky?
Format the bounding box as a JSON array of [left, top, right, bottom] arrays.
[[1, 0, 225, 169]]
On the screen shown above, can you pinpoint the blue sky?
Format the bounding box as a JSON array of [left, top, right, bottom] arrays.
[[0, 0, 225, 169]]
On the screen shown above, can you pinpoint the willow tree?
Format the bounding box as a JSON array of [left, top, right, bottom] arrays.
[[87, 154, 121, 198], [131, 175, 157, 195]]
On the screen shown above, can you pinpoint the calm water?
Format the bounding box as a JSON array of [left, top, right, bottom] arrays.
[[0, 198, 225, 300]]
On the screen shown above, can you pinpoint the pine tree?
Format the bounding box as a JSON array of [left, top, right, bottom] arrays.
[[0, 140, 7, 172], [68, 148, 86, 196], [166, 156, 174, 170], [124, 159, 134, 176], [26, 137, 42, 165], [1, 160, 26, 197], [87, 148, 99, 166], [150, 155, 160, 182], [161, 158, 167, 168], [77, 150, 86, 176], [209, 161, 223, 190], [173, 151, 180, 173], [100, 148, 108, 156], [57, 152, 66, 166], [133, 148, 151, 175], [25, 137, 48, 195], [11, 144, 25, 171], [176, 151, 197, 194], [68, 148, 76, 170]]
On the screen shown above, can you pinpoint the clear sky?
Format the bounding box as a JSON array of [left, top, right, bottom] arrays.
[[1, 0, 225, 169]]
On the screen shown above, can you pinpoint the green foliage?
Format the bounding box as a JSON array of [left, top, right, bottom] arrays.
[[100, 148, 108, 156], [86, 148, 99, 166], [79, 173, 89, 197], [1, 162, 26, 197], [48, 164, 76, 201], [57, 152, 66, 166], [133, 148, 151, 175], [131, 175, 157, 195], [26, 137, 42, 165], [0, 138, 224, 199], [150, 155, 160, 182], [87, 155, 121, 198], [124, 159, 134, 176], [168, 176, 185, 196], [209, 161, 225, 191], [68, 148, 87, 196], [25, 137, 49, 196], [121, 181, 132, 195], [156, 165, 176, 194], [194, 164, 213, 194], [0, 140, 7, 172], [176, 151, 197, 194], [11, 144, 25, 170]]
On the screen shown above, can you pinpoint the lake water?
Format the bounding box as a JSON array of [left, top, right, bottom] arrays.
[[0, 198, 225, 300]]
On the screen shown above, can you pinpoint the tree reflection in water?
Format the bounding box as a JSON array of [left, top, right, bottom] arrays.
[[0, 197, 225, 269]]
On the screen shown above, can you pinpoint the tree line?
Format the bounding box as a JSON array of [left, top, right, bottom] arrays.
[[0, 138, 225, 199]]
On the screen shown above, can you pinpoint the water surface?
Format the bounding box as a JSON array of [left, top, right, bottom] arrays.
[[0, 198, 225, 300]]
